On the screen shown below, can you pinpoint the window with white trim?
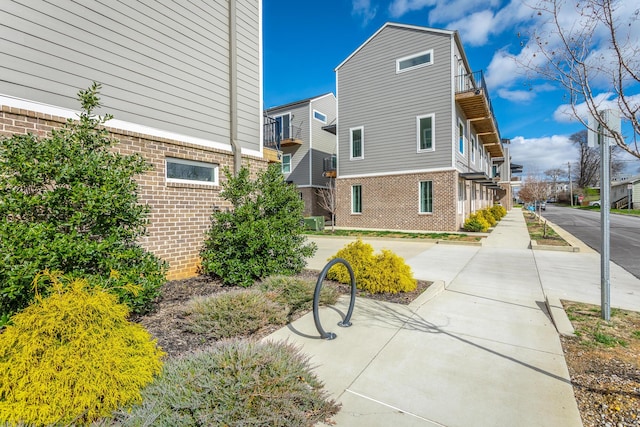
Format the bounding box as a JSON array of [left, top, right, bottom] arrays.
[[471, 136, 476, 162], [396, 49, 434, 73], [458, 121, 465, 154], [166, 157, 217, 185], [417, 114, 434, 151], [282, 153, 291, 174], [313, 110, 327, 123], [352, 185, 362, 214], [419, 181, 433, 213], [275, 113, 291, 140], [350, 126, 364, 160]]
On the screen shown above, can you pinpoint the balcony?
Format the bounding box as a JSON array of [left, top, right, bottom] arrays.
[[280, 124, 303, 147], [263, 115, 281, 163], [455, 71, 503, 157], [322, 156, 337, 178]]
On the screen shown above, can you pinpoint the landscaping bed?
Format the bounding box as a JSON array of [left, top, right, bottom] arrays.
[[561, 301, 640, 427], [524, 212, 570, 246], [304, 228, 482, 242]]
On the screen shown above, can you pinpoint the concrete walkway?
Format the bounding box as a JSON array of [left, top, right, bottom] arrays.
[[264, 209, 640, 426]]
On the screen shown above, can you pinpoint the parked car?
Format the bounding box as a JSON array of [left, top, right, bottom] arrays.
[[589, 200, 601, 207], [535, 201, 547, 211]]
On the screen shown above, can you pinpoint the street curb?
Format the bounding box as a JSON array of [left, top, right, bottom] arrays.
[[408, 280, 446, 311], [545, 294, 576, 337], [530, 240, 580, 252], [436, 239, 483, 246]]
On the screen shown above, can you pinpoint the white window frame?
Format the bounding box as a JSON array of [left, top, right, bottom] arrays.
[[417, 113, 435, 152], [351, 184, 362, 214], [350, 126, 364, 160], [166, 157, 218, 185], [281, 153, 291, 174], [471, 135, 476, 163], [274, 112, 292, 140], [313, 109, 327, 123], [396, 49, 434, 73], [458, 120, 465, 155], [419, 180, 433, 214]]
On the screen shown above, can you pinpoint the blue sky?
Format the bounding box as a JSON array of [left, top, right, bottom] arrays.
[[263, 0, 640, 177]]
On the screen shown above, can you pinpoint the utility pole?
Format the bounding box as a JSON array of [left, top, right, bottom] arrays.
[[568, 162, 573, 206]]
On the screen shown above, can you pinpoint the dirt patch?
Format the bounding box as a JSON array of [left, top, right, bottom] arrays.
[[561, 301, 640, 427], [133, 270, 431, 358]]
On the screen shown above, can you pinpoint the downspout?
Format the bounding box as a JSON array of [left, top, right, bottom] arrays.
[[229, 0, 242, 176]]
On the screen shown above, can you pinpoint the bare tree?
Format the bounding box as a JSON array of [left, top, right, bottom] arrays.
[[571, 129, 626, 188], [316, 178, 336, 232], [544, 167, 566, 198], [519, 175, 550, 219], [521, 0, 640, 159]]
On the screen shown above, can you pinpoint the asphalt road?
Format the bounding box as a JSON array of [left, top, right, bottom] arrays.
[[542, 204, 640, 279]]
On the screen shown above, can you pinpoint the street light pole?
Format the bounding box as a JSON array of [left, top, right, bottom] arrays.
[[568, 162, 573, 206], [600, 133, 611, 321]]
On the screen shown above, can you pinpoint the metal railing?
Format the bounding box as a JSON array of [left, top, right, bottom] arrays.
[[455, 70, 501, 142], [263, 115, 281, 151], [323, 156, 336, 173]]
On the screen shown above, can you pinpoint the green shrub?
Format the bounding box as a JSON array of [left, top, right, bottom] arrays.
[[327, 239, 417, 294], [0, 273, 164, 426], [201, 165, 317, 287], [259, 275, 340, 315], [0, 83, 167, 320], [117, 340, 340, 426], [464, 213, 490, 232], [490, 204, 507, 220], [184, 289, 288, 339]]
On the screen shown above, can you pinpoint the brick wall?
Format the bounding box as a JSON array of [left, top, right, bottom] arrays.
[[335, 170, 459, 231], [1, 106, 268, 280], [299, 187, 331, 219]]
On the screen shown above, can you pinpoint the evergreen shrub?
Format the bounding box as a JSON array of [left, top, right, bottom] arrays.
[[327, 239, 417, 294], [259, 275, 339, 315], [200, 165, 317, 287], [464, 213, 490, 232], [0, 273, 164, 426], [185, 289, 288, 339], [479, 209, 497, 227], [117, 340, 340, 426], [490, 204, 507, 219], [0, 83, 167, 320]]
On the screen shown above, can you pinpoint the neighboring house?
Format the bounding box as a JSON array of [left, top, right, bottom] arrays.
[[264, 93, 337, 217], [0, 0, 267, 279], [611, 176, 639, 209], [335, 23, 509, 232]]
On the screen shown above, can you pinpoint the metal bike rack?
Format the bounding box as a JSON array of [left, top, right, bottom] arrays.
[[313, 258, 356, 340]]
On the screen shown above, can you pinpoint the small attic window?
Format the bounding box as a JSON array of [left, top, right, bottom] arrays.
[[396, 49, 433, 73]]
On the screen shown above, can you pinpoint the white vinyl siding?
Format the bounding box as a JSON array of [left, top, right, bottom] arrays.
[[417, 114, 435, 152], [396, 49, 433, 73], [166, 157, 217, 185], [419, 180, 433, 213], [352, 184, 362, 213], [350, 126, 364, 160]]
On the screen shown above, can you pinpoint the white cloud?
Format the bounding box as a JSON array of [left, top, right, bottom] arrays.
[[448, 10, 495, 46], [352, 0, 378, 26], [388, 0, 435, 18], [509, 135, 577, 175]]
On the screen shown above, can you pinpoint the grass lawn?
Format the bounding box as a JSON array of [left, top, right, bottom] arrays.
[[578, 205, 640, 216], [523, 211, 570, 246]]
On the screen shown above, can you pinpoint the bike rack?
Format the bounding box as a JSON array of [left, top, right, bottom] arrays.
[[313, 258, 356, 340]]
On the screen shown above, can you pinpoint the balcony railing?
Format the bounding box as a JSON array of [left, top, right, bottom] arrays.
[[456, 70, 501, 140], [323, 156, 336, 178], [263, 115, 281, 151]]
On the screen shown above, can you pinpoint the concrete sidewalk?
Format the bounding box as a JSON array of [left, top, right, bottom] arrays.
[[266, 209, 636, 426]]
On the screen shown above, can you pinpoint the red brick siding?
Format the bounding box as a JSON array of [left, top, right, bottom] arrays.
[[335, 170, 459, 231], [1, 106, 268, 279]]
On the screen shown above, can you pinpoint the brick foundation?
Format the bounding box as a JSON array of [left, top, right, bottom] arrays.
[[1, 105, 268, 280], [336, 170, 459, 231]]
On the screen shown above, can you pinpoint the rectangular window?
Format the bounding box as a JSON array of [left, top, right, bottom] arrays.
[[275, 113, 291, 140], [313, 110, 327, 123], [352, 185, 362, 214], [282, 153, 291, 174], [471, 136, 476, 162], [417, 114, 434, 151], [419, 181, 433, 213], [331, 154, 337, 169], [166, 157, 217, 185], [458, 121, 465, 154], [396, 49, 434, 73], [350, 126, 364, 160]]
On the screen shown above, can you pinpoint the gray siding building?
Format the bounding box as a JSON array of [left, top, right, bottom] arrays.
[[265, 93, 337, 216], [335, 23, 509, 231], [0, 0, 267, 279]]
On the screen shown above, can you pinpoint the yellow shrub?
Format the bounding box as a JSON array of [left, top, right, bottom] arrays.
[[327, 240, 417, 294], [326, 239, 375, 284], [464, 213, 490, 232], [0, 273, 164, 426], [490, 204, 507, 219], [478, 209, 497, 227]]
